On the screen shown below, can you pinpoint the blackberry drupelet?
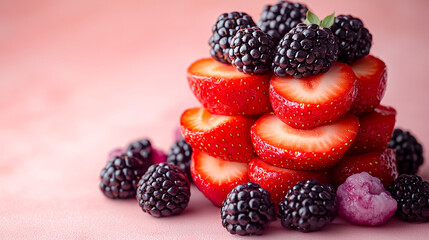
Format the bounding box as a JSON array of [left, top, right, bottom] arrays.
[[221, 182, 276, 236], [126, 138, 153, 160], [387, 175, 429, 222], [209, 12, 256, 64], [228, 27, 275, 75], [100, 154, 149, 199], [137, 163, 190, 217], [389, 129, 424, 175], [278, 179, 338, 232], [272, 23, 338, 78], [166, 139, 193, 181], [257, 1, 308, 45], [330, 14, 372, 64]]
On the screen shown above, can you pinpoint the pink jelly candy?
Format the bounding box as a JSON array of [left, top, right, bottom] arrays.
[[337, 172, 397, 226], [175, 126, 183, 141], [151, 147, 167, 164]]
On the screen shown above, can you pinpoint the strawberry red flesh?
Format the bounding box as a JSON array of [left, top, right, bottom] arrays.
[[251, 112, 359, 170], [350, 55, 387, 115], [187, 58, 271, 116], [331, 148, 398, 188], [180, 107, 256, 163], [249, 158, 329, 206], [270, 62, 357, 129], [191, 150, 249, 206], [348, 105, 396, 155]]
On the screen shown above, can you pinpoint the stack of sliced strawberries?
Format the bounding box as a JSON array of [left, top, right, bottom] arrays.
[[180, 54, 398, 207]]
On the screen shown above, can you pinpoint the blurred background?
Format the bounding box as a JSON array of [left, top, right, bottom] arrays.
[[1, 0, 429, 239]]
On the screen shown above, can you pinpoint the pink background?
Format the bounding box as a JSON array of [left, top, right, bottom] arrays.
[[1, 0, 429, 239]]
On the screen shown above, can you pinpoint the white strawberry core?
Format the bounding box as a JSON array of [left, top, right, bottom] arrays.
[[182, 108, 231, 131], [190, 58, 248, 79], [351, 55, 378, 78], [272, 63, 353, 103], [197, 152, 247, 184], [256, 113, 357, 152]]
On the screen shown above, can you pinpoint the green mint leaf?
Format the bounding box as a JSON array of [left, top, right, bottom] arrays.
[[321, 12, 335, 28], [306, 10, 320, 25], [303, 19, 311, 25]]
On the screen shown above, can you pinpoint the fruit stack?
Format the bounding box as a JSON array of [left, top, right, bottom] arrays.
[[99, 0, 427, 236], [181, 2, 399, 209]]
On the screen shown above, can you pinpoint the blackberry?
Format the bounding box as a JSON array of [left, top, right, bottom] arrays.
[[137, 163, 190, 217], [166, 139, 193, 181], [272, 23, 338, 78], [257, 1, 308, 45], [278, 179, 338, 232], [387, 175, 429, 222], [330, 15, 372, 64], [126, 138, 153, 160], [228, 27, 275, 75], [99, 154, 148, 199], [221, 182, 276, 236], [389, 129, 424, 175], [209, 12, 256, 64]]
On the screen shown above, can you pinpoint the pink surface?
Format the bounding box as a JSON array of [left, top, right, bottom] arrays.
[[1, 0, 429, 239]]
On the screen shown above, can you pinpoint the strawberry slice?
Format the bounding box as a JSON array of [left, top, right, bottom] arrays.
[[191, 150, 249, 206], [180, 107, 256, 163], [348, 105, 396, 155], [331, 149, 398, 188], [249, 158, 329, 206], [270, 62, 357, 129], [187, 58, 271, 116], [251, 112, 359, 170], [350, 55, 387, 115]]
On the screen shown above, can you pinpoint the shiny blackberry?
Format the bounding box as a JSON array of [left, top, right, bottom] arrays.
[[126, 138, 153, 160], [221, 182, 276, 236], [137, 163, 190, 217], [99, 154, 148, 199], [272, 23, 338, 78], [166, 139, 193, 181], [278, 179, 338, 232], [257, 1, 308, 45], [228, 27, 275, 75], [209, 12, 256, 64], [387, 175, 429, 222], [330, 14, 372, 64], [389, 129, 424, 175]]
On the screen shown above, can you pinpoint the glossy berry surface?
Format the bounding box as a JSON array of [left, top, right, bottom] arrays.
[[331, 14, 372, 64], [229, 27, 275, 75], [389, 129, 424, 175], [387, 175, 429, 222], [209, 12, 256, 64], [100, 154, 149, 199], [126, 138, 153, 161], [278, 179, 338, 232], [257, 1, 308, 45], [337, 172, 397, 225], [221, 182, 276, 236], [137, 163, 190, 217], [272, 23, 338, 78], [166, 138, 193, 181]]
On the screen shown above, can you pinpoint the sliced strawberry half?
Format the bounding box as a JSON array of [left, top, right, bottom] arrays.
[[187, 58, 271, 116], [180, 107, 256, 163], [331, 148, 398, 188], [251, 112, 359, 170], [350, 55, 387, 115], [191, 150, 249, 206], [348, 105, 396, 155], [270, 62, 357, 129], [249, 158, 329, 206]]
